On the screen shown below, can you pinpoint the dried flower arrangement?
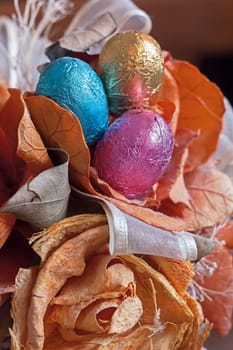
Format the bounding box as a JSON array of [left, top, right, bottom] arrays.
[[0, 1, 233, 349]]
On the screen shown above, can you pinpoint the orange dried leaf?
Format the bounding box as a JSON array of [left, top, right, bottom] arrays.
[[216, 220, 233, 248], [181, 166, 233, 230], [0, 213, 16, 249], [194, 246, 233, 336], [0, 88, 51, 204], [25, 95, 93, 191], [156, 129, 197, 206], [156, 66, 180, 133], [166, 59, 225, 171]]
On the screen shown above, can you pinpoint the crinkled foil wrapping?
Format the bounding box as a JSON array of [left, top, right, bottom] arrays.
[[99, 31, 164, 116]]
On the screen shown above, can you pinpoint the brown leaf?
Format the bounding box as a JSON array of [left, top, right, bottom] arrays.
[[181, 166, 233, 230], [166, 59, 225, 171], [25, 95, 92, 191]]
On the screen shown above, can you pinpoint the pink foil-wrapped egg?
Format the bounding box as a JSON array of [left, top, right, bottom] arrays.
[[93, 109, 174, 199]]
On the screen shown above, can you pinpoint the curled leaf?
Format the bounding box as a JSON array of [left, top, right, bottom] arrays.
[[0, 88, 52, 245], [2, 149, 70, 229], [25, 95, 92, 191]]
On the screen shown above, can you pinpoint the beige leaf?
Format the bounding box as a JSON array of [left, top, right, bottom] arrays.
[[109, 296, 143, 334], [1, 149, 70, 229]]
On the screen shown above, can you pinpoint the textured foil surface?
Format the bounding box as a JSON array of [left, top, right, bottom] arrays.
[[99, 31, 164, 116]]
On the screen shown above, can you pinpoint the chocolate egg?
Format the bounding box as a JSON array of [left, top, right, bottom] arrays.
[[35, 57, 109, 145], [98, 31, 164, 116], [93, 109, 174, 199]]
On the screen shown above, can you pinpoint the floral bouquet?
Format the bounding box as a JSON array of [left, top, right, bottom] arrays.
[[0, 1, 233, 349]]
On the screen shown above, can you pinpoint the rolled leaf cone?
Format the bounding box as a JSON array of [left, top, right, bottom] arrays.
[[10, 214, 210, 350], [71, 188, 218, 261]]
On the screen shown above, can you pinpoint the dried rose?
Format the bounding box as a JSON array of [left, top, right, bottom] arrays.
[[11, 214, 209, 350]]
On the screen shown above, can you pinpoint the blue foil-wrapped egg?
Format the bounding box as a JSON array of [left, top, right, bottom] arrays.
[[35, 57, 109, 145]]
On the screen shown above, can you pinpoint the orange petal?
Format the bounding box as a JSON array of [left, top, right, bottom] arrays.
[[166, 59, 225, 171]]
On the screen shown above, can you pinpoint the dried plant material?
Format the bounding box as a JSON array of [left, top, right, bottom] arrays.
[[193, 246, 233, 336], [10, 267, 38, 350], [59, 13, 117, 54], [165, 59, 225, 171], [0, 222, 36, 295], [30, 214, 108, 262], [156, 129, 197, 206], [2, 149, 70, 229], [147, 256, 194, 296], [156, 66, 180, 133], [11, 214, 208, 350], [0, 0, 73, 91], [216, 219, 233, 248], [181, 166, 233, 230], [59, 0, 152, 56], [0, 88, 53, 242], [25, 95, 92, 191], [0, 88, 51, 184]]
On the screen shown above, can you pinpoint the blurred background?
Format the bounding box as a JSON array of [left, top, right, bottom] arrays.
[[0, 0, 233, 103]]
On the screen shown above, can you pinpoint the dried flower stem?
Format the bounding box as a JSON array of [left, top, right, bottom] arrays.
[[6, 0, 73, 91]]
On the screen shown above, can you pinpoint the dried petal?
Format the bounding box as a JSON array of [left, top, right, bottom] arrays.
[[25, 95, 92, 191], [11, 215, 207, 350], [166, 59, 225, 171]]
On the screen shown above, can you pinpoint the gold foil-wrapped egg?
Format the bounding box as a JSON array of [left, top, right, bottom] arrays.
[[98, 31, 164, 116]]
